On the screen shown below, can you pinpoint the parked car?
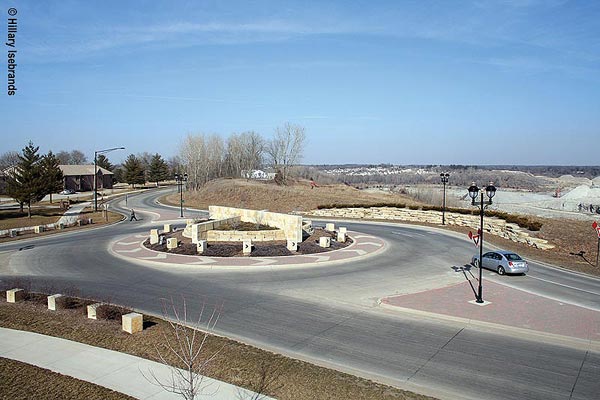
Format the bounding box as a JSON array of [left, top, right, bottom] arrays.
[[471, 250, 529, 275], [59, 189, 75, 195]]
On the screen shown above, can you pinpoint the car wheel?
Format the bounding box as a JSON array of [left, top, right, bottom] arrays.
[[497, 266, 506, 275]]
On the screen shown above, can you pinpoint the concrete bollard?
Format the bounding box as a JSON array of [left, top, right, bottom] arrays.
[[319, 237, 331, 248], [122, 312, 143, 334], [87, 303, 104, 319], [167, 238, 178, 249], [197, 240, 208, 254], [88, 218, 93, 224], [325, 223, 335, 232], [150, 229, 159, 245], [34, 225, 44, 234], [339, 227, 347, 235], [58, 223, 65, 230], [163, 223, 172, 233], [47, 294, 64, 311], [337, 232, 346, 243], [9, 229, 17, 237], [77, 220, 83, 227], [243, 239, 252, 255], [287, 240, 298, 252], [6, 288, 26, 303]]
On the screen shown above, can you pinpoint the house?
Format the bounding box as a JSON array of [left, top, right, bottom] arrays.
[[59, 165, 114, 192], [241, 169, 276, 180]]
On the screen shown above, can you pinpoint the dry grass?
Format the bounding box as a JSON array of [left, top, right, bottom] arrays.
[[165, 178, 419, 213], [0, 207, 64, 230], [0, 357, 135, 400], [0, 295, 435, 400]]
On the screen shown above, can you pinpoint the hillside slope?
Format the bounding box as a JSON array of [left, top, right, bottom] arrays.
[[167, 178, 418, 213]]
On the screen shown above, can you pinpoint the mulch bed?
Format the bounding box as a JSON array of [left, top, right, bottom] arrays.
[[144, 228, 352, 257]]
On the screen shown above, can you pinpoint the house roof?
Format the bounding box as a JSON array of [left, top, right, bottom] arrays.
[[59, 165, 114, 176]]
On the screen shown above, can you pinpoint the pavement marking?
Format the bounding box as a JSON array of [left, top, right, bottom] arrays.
[[251, 258, 278, 266], [361, 242, 383, 247], [117, 241, 139, 246], [340, 249, 367, 256], [353, 235, 375, 239], [527, 275, 600, 297], [134, 234, 147, 239], [305, 255, 331, 262], [140, 253, 167, 260], [117, 248, 142, 253]]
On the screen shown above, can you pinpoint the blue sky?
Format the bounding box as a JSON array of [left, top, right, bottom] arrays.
[[2, 0, 599, 165]]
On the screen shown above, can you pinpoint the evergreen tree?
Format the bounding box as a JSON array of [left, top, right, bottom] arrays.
[[96, 154, 114, 171], [41, 151, 64, 204], [122, 154, 145, 187], [148, 153, 170, 186], [6, 141, 45, 217]]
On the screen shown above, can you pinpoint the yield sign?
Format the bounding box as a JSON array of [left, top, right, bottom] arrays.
[[468, 229, 481, 247], [593, 221, 600, 238]]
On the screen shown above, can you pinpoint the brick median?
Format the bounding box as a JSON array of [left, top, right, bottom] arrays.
[[381, 280, 600, 342]]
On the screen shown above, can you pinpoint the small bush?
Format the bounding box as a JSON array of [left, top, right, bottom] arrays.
[[96, 304, 131, 320]]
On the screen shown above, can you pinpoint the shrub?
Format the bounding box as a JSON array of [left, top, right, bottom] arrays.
[[96, 304, 131, 320]]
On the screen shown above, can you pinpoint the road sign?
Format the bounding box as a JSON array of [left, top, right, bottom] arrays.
[[468, 230, 480, 247]]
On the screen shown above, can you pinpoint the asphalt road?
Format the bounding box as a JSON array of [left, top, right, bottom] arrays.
[[1, 188, 598, 400]]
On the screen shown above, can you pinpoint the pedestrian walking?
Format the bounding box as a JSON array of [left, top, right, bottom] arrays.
[[130, 209, 138, 221]]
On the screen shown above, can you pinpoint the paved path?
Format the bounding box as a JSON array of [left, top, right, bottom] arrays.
[[0, 327, 274, 400], [381, 273, 600, 351], [57, 201, 91, 225]]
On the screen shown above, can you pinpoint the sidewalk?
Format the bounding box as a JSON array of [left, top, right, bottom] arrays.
[[0, 327, 274, 400], [380, 278, 600, 351]]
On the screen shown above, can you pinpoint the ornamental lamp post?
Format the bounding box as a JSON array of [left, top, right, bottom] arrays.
[[440, 173, 450, 225], [94, 147, 125, 212], [468, 181, 496, 304], [175, 172, 188, 218]]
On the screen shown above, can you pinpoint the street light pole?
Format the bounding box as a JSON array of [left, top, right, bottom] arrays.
[[468, 182, 496, 304], [175, 173, 188, 218], [94, 147, 125, 212], [440, 173, 449, 225]]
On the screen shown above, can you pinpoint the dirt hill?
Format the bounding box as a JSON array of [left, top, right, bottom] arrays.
[[167, 178, 419, 213]]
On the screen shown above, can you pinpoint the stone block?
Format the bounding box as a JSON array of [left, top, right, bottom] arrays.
[[325, 223, 335, 232], [87, 303, 104, 319], [34, 225, 44, 234], [287, 240, 298, 252], [9, 229, 17, 237], [337, 232, 346, 243], [339, 227, 347, 235], [87, 218, 93, 224], [191, 224, 201, 244], [58, 223, 65, 230], [47, 294, 64, 311], [243, 239, 252, 254], [122, 312, 143, 334], [197, 240, 208, 254], [167, 238, 178, 249], [6, 288, 26, 303], [319, 237, 331, 248], [163, 223, 172, 233], [150, 229, 159, 244], [77, 220, 83, 227]]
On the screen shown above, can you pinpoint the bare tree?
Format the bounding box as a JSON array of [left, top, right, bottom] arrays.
[[267, 123, 306, 182], [0, 150, 20, 170], [236, 361, 284, 400], [143, 297, 223, 400]]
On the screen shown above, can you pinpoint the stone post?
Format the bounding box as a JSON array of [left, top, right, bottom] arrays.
[[47, 294, 64, 311], [6, 288, 26, 303], [243, 239, 252, 255], [150, 229, 159, 244], [339, 227, 347, 235], [191, 223, 201, 244], [167, 238, 178, 249], [287, 240, 298, 252], [34, 225, 44, 234], [9, 229, 17, 237], [87, 303, 104, 319], [122, 312, 143, 334], [197, 240, 208, 254], [337, 231, 346, 243], [319, 237, 331, 248], [325, 223, 335, 232], [163, 223, 172, 233]]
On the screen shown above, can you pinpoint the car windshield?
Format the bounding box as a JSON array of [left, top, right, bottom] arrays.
[[505, 253, 523, 261]]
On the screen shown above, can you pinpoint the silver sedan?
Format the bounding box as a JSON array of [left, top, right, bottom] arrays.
[[471, 250, 529, 275]]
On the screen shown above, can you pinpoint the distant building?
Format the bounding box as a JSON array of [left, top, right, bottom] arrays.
[[59, 165, 114, 192], [241, 169, 276, 180]]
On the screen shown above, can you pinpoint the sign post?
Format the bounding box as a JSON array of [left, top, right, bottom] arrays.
[[593, 221, 600, 269]]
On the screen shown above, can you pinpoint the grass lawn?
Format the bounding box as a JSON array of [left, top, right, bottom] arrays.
[[0, 293, 435, 400], [0, 207, 65, 230]]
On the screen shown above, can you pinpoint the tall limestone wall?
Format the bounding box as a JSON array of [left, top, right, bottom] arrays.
[[309, 207, 553, 250]]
